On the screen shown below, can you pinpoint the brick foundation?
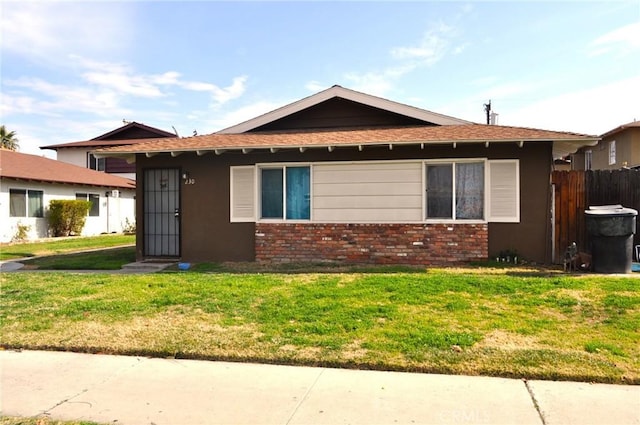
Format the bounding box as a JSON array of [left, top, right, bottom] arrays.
[[255, 223, 488, 265]]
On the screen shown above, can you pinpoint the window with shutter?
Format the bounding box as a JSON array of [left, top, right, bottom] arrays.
[[230, 166, 256, 222], [487, 160, 520, 222]]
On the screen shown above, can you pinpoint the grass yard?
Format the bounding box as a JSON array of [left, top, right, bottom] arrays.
[[1, 266, 638, 384], [0, 235, 135, 261], [20, 247, 136, 270]]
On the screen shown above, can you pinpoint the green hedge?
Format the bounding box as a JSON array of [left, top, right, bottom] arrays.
[[48, 200, 91, 237]]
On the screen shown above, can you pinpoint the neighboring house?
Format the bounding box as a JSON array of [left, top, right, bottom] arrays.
[[572, 121, 640, 170], [42, 121, 175, 180], [0, 149, 136, 243], [96, 85, 599, 265]]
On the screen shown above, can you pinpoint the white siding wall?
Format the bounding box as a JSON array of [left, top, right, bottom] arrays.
[[56, 149, 88, 167], [312, 162, 423, 222], [0, 179, 136, 242]]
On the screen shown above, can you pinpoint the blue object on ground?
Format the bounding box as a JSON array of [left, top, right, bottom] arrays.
[[178, 262, 190, 270], [632, 263, 640, 272]]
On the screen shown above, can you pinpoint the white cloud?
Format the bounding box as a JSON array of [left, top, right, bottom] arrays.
[[305, 81, 328, 92], [391, 23, 453, 67], [0, 2, 134, 64], [209, 76, 248, 106], [344, 72, 396, 97], [206, 99, 287, 132], [3, 77, 129, 117], [344, 22, 461, 97], [588, 22, 640, 56], [73, 56, 247, 105], [500, 76, 640, 135]]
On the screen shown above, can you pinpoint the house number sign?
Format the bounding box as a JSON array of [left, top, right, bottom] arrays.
[[184, 178, 196, 185]]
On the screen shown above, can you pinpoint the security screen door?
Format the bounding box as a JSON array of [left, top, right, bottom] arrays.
[[144, 169, 180, 257]]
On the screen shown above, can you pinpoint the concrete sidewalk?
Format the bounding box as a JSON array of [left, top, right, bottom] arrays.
[[1, 350, 638, 425]]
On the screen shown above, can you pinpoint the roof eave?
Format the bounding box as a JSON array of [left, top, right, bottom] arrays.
[[95, 137, 600, 158]]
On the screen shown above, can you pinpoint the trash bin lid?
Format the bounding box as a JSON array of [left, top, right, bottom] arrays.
[[585, 205, 638, 217]]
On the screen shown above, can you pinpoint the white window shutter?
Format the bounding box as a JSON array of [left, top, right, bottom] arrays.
[[488, 160, 520, 222], [230, 166, 256, 222]]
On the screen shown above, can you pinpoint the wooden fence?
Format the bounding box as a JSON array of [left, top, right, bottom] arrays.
[[551, 169, 640, 263]]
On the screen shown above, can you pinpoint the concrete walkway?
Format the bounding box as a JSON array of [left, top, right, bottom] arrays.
[[1, 350, 638, 425]]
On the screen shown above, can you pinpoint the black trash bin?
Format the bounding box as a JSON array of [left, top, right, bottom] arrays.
[[585, 205, 637, 273]]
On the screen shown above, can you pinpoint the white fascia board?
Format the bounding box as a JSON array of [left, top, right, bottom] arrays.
[[217, 86, 471, 134]]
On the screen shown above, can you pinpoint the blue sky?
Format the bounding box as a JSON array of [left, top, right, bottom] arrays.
[[1, 1, 639, 158]]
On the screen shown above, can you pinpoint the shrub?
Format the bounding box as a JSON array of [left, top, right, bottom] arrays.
[[122, 217, 136, 234], [48, 200, 91, 237], [12, 222, 31, 242]]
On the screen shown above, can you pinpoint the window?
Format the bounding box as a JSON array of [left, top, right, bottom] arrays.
[[76, 193, 100, 216], [425, 162, 484, 220], [9, 189, 43, 217], [585, 150, 592, 170], [260, 166, 310, 220], [608, 141, 616, 165], [230, 159, 519, 224], [88, 153, 106, 171]]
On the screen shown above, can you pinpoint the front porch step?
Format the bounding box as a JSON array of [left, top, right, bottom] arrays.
[[121, 262, 175, 272]]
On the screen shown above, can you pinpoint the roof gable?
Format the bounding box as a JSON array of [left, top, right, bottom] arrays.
[[42, 122, 176, 151], [0, 149, 135, 189], [601, 120, 640, 139], [217, 85, 471, 134], [93, 121, 175, 141]]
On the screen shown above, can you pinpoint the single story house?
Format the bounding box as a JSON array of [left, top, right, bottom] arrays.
[[96, 85, 599, 265], [42, 121, 175, 180], [571, 120, 640, 170], [0, 149, 136, 242]]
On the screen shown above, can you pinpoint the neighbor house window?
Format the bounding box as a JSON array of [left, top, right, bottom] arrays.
[[88, 153, 106, 171], [76, 193, 100, 216], [425, 162, 484, 220], [585, 150, 592, 170], [260, 166, 310, 220], [9, 189, 43, 217], [608, 141, 616, 165]]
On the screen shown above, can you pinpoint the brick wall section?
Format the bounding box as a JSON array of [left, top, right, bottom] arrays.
[[255, 223, 488, 265]]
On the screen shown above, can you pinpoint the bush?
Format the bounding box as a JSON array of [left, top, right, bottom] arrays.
[[48, 200, 91, 237], [12, 222, 31, 242]]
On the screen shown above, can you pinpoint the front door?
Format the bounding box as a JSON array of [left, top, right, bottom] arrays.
[[143, 168, 180, 257]]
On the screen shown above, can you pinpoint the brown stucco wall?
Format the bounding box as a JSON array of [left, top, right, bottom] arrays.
[[136, 140, 553, 264]]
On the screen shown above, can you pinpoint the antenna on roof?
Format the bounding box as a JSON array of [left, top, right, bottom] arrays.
[[172, 126, 180, 137], [483, 101, 491, 125], [123, 119, 131, 124]]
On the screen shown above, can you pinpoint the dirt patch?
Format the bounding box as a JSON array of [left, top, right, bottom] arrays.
[[476, 330, 543, 351]]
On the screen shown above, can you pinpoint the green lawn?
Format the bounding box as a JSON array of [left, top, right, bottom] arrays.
[[0, 235, 135, 261], [2, 266, 638, 384], [20, 247, 136, 270]]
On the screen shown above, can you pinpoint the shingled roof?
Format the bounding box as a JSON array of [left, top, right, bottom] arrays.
[[95, 124, 599, 160], [41, 121, 175, 151], [0, 149, 135, 189]]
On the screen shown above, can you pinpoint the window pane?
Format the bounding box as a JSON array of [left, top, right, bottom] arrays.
[[261, 168, 283, 218], [456, 163, 484, 219], [28, 190, 43, 217], [88, 194, 100, 216], [426, 164, 452, 218], [286, 167, 310, 220], [10, 189, 26, 217]]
